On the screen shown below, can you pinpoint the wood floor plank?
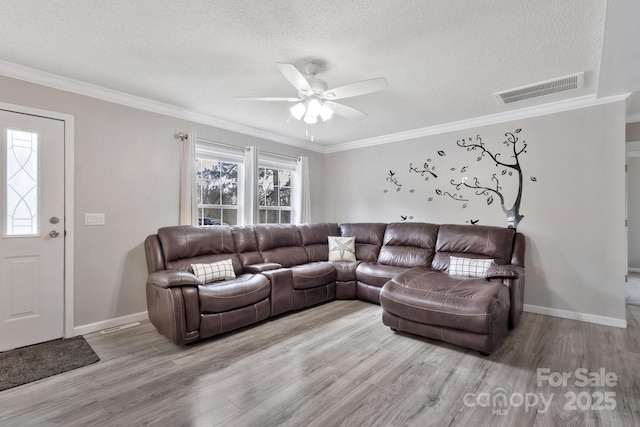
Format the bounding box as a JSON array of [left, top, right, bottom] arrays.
[[1, 301, 638, 426]]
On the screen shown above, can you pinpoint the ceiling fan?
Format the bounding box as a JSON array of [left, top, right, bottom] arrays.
[[236, 61, 388, 124]]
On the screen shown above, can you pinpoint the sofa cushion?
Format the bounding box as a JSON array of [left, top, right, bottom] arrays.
[[158, 225, 243, 275], [291, 262, 337, 290], [254, 224, 309, 267], [340, 223, 387, 262], [299, 223, 341, 262], [191, 259, 236, 283], [199, 274, 271, 314], [158, 225, 235, 262], [328, 236, 356, 262], [356, 262, 409, 288], [432, 224, 515, 271], [380, 267, 510, 334], [448, 256, 494, 278], [378, 222, 439, 268], [331, 261, 360, 282], [231, 225, 264, 267], [254, 224, 302, 249]]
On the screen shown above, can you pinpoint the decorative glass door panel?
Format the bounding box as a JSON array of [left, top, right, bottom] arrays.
[[5, 129, 39, 236]]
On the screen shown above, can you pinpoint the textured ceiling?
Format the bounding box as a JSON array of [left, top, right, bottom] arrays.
[[0, 0, 637, 149]]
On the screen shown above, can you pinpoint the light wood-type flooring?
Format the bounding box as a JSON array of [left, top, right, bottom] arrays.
[[1, 301, 639, 426]]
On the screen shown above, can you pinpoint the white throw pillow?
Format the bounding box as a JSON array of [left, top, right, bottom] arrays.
[[190, 259, 236, 283], [328, 236, 356, 262], [448, 256, 494, 278]]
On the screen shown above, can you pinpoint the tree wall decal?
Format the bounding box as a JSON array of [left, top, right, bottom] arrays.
[[381, 128, 535, 229], [385, 170, 402, 191], [451, 128, 530, 229]]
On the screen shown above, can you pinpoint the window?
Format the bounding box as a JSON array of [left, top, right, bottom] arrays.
[[194, 140, 245, 226], [189, 138, 305, 226], [195, 158, 239, 226], [258, 167, 292, 224]]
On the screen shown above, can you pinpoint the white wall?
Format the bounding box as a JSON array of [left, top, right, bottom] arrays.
[[325, 101, 627, 325], [0, 75, 325, 328]]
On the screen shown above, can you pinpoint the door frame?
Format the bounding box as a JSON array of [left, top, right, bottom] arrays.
[[0, 101, 75, 339]]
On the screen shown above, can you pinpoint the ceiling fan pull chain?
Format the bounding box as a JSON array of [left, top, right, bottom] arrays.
[[304, 124, 314, 142]]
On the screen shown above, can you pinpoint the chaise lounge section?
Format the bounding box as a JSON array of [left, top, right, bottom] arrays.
[[144, 221, 525, 354], [379, 224, 525, 354]]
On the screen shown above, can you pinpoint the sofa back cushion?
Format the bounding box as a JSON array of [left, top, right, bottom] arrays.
[[254, 224, 309, 267], [431, 224, 515, 271], [378, 222, 439, 268], [231, 225, 264, 266], [298, 223, 341, 262], [339, 223, 387, 262], [157, 225, 242, 274]]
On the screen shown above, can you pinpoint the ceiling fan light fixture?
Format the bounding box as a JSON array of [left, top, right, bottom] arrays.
[[319, 103, 334, 121], [303, 98, 322, 124], [290, 102, 306, 120], [307, 98, 322, 116], [303, 110, 318, 124]]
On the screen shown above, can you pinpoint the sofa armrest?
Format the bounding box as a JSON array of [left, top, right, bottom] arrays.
[[244, 263, 283, 273], [486, 265, 524, 280], [146, 279, 199, 345], [147, 270, 201, 289], [487, 265, 525, 330], [262, 268, 293, 316]]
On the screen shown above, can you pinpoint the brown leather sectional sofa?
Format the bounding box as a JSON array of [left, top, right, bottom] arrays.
[[144, 222, 525, 354]]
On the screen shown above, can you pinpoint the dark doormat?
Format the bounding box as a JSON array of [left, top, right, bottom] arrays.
[[0, 336, 99, 392]]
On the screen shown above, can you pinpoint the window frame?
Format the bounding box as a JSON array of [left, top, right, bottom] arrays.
[[190, 139, 302, 226], [195, 140, 245, 226], [258, 155, 297, 225]]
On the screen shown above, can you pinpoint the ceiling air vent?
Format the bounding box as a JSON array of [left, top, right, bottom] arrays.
[[494, 72, 584, 105]]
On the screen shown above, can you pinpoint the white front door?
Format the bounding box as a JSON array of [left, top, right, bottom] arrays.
[[0, 109, 65, 352]]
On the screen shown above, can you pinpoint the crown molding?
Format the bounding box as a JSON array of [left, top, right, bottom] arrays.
[[0, 60, 325, 153], [325, 94, 629, 153], [0, 60, 633, 155]]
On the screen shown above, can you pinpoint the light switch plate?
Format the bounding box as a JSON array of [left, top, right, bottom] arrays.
[[85, 213, 105, 225]]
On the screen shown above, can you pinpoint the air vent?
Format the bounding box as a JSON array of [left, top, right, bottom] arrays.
[[494, 72, 584, 104]]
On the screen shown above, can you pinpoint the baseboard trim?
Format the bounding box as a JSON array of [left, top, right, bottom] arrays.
[[73, 311, 148, 336], [524, 304, 627, 329], [72, 305, 628, 335]]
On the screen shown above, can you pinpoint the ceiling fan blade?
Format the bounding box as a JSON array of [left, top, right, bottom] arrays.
[[276, 63, 311, 92], [325, 77, 388, 100], [324, 101, 368, 120], [235, 96, 300, 102]]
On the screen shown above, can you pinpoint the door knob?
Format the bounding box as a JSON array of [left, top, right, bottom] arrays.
[[49, 230, 60, 238]]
